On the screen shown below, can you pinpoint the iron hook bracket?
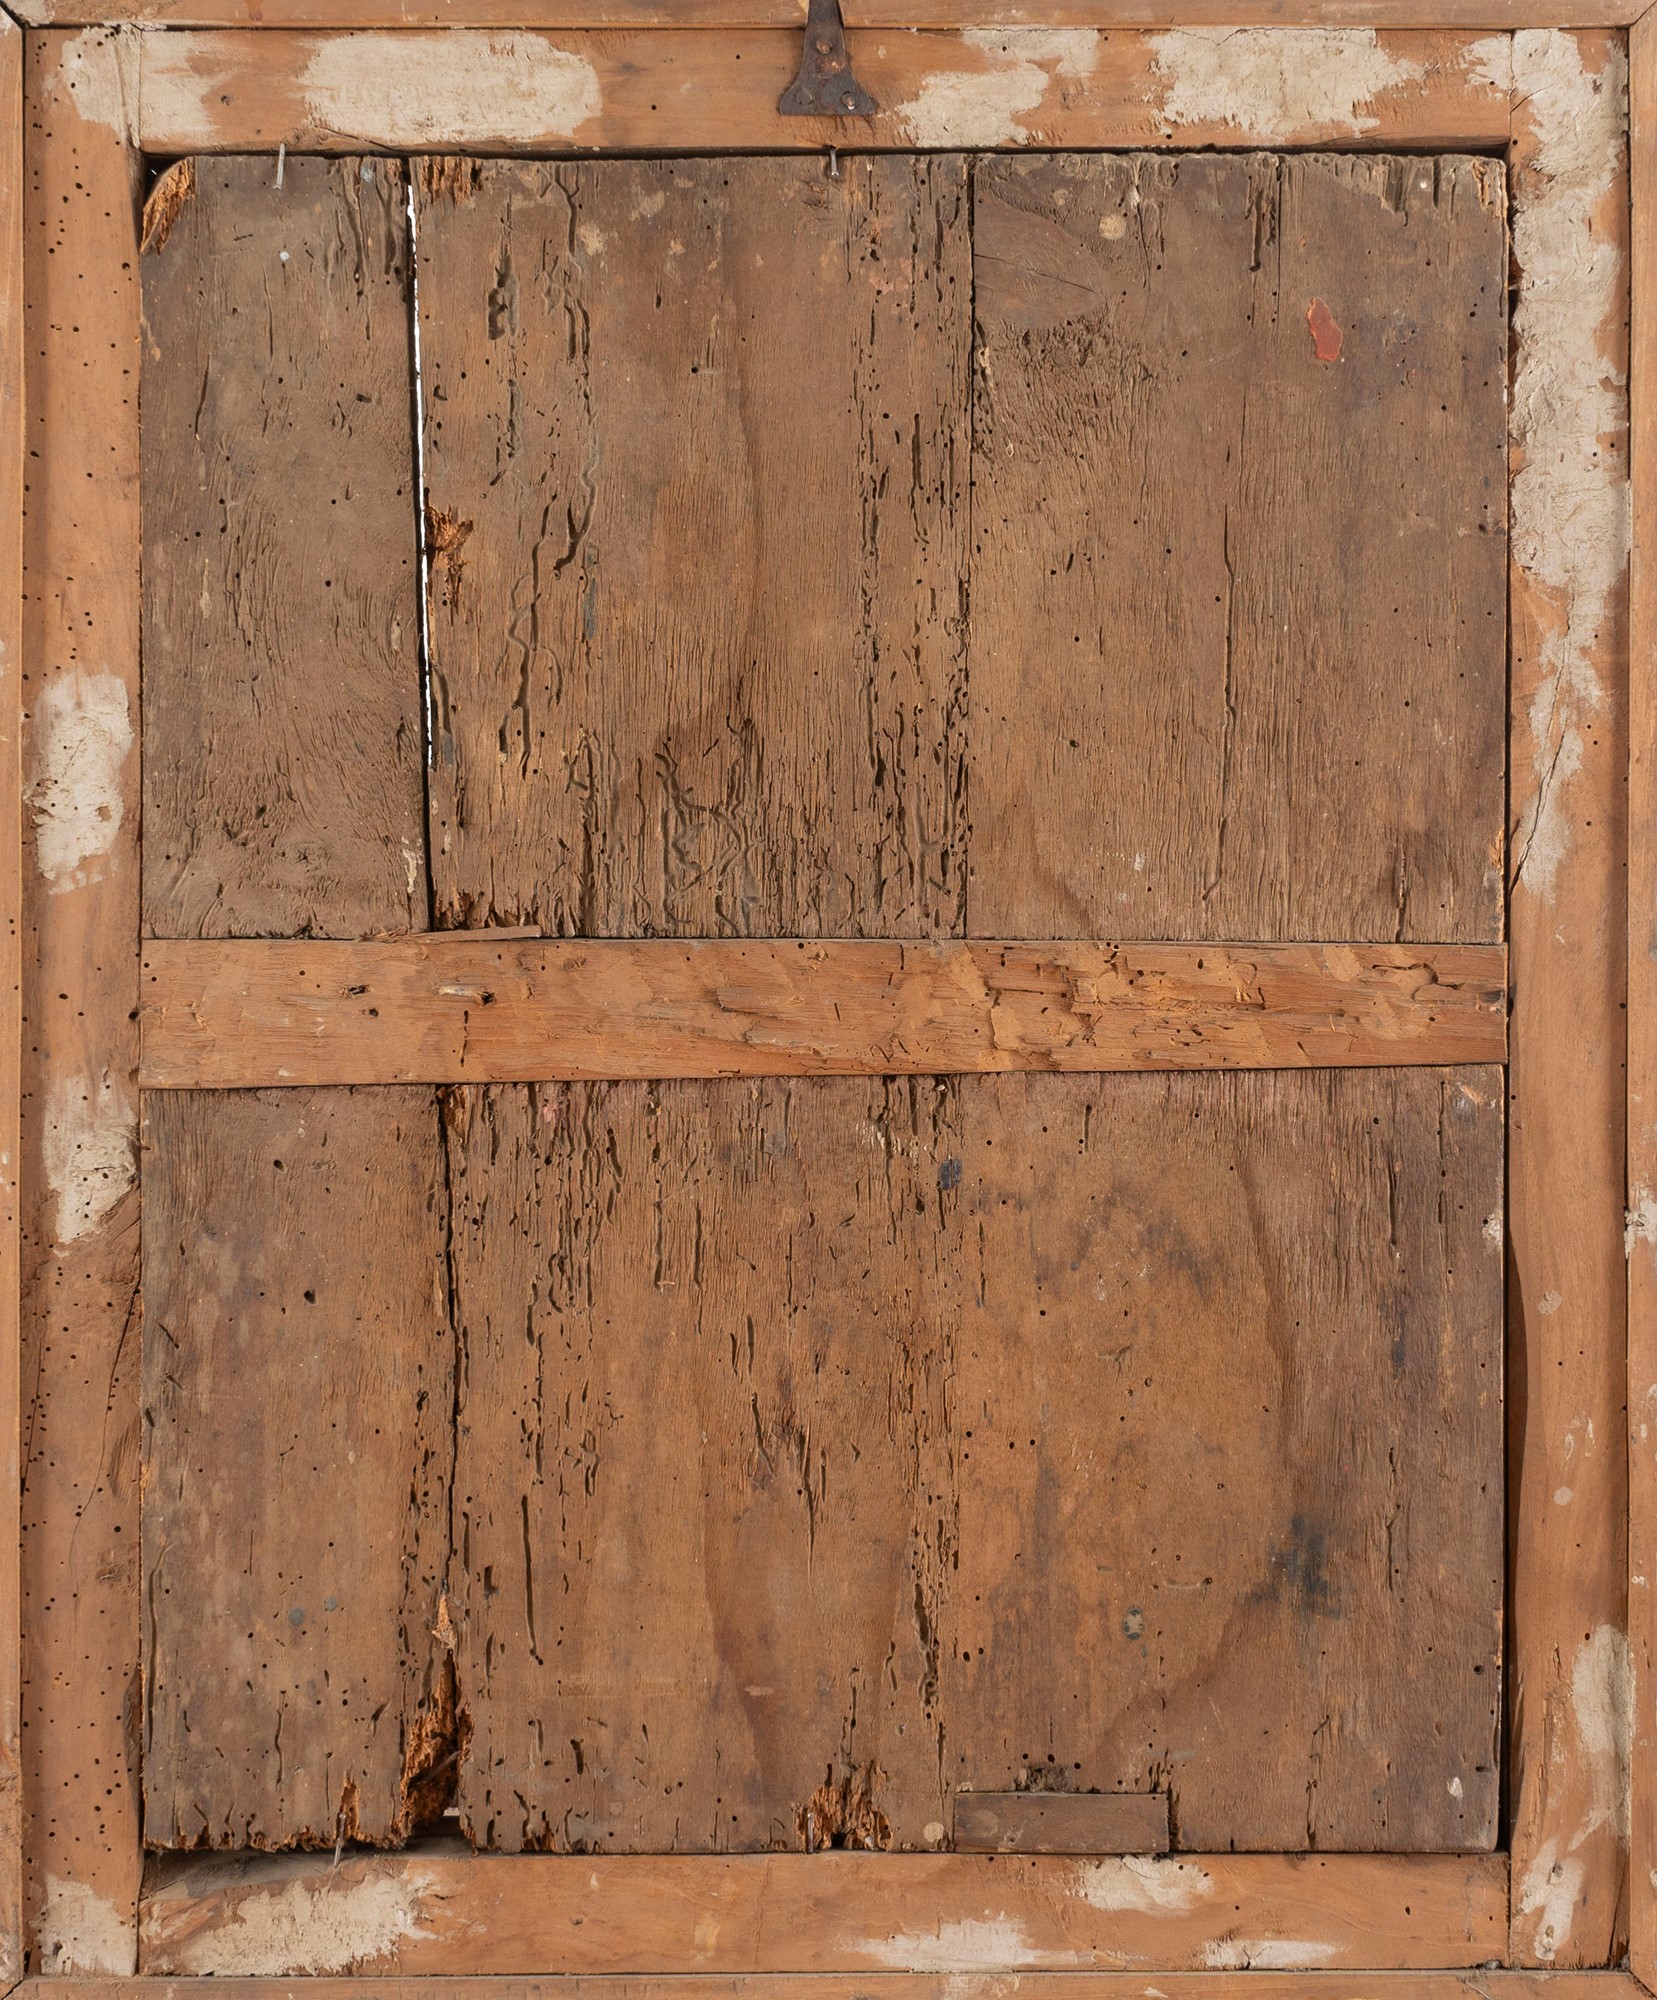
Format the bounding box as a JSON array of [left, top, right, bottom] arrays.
[[778, 0, 877, 118]]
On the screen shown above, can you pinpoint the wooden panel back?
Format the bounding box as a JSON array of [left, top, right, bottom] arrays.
[[414, 156, 970, 938], [141, 156, 427, 940], [968, 152, 1507, 941]]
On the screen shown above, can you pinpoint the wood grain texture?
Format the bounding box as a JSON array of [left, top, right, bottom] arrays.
[[0, 14, 22, 1982], [141, 153, 426, 941], [137, 937, 1508, 1088], [135, 1846, 1508, 1975], [17, 1979, 1654, 2000], [1504, 28, 1631, 1971], [415, 155, 968, 939], [20, 28, 144, 1978], [952, 1792, 1169, 1855], [3, 0, 1642, 25], [443, 1077, 961, 1853], [135, 30, 1513, 154], [433, 1069, 1498, 1856], [948, 1067, 1503, 1852], [1632, 16, 1657, 1986], [968, 150, 1507, 943], [141, 1088, 453, 1850]]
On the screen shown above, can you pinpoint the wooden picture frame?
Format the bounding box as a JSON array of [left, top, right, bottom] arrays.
[[1, 1, 1650, 1993]]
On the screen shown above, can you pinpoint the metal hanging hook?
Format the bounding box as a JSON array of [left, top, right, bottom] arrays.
[[778, 0, 877, 119]]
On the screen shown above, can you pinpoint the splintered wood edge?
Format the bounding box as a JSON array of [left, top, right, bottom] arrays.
[[124, 26, 1514, 153], [136, 937, 1508, 1087], [130, 1850, 1510, 1978]]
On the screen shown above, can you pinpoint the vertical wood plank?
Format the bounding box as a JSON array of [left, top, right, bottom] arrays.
[[0, 11, 23, 1982], [1506, 27, 1633, 1970], [20, 25, 142, 1975], [415, 155, 969, 939], [1627, 8, 1657, 1985], [948, 1068, 1504, 1853], [967, 150, 1507, 944], [140, 152, 426, 941], [444, 1078, 961, 1852], [141, 1088, 453, 1849]]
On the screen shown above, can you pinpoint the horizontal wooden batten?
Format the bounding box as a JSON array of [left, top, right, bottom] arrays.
[[130, 27, 1513, 154], [21, 1981, 1652, 2000], [138, 1849, 1508, 1977], [9, 1, 1641, 30], [138, 937, 1507, 1087]]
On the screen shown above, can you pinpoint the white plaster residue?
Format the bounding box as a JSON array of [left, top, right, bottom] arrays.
[[28, 671, 134, 895], [1572, 1620, 1632, 1843], [1146, 29, 1423, 137], [1509, 30, 1631, 903], [892, 28, 1098, 148], [170, 1867, 439, 1976], [1483, 1210, 1503, 1249], [1628, 1185, 1657, 1257], [38, 1877, 138, 1977], [43, 1069, 135, 1246], [1516, 1838, 1588, 1963], [1202, 1939, 1341, 1970], [1464, 33, 1516, 96], [53, 27, 140, 141], [299, 34, 601, 146], [858, 1915, 1080, 1972], [1072, 1856, 1214, 1915], [1516, 1623, 1633, 1960]]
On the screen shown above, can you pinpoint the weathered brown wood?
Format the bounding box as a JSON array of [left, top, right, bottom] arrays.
[[0, 14, 23, 1981], [20, 27, 144, 1977], [443, 1077, 960, 1853], [1, 0, 1640, 25], [141, 152, 426, 941], [16, 1978, 1652, 2000], [1504, 28, 1632, 1971], [415, 154, 968, 939], [948, 1067, 1503, 1852], [968, 150, 1506, 943], [952, 1792, 1169, 1856], [1631, 15, 1657, 1986], [134, 29, 1513, 154], [141, 1088, 453, 1850], [432, 1067, 1499, 1857], [137, 937, 1508, 1088], [136, 1847, 1508, 1975]]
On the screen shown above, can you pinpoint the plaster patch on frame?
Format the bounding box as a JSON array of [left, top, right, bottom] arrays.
[[1146, 28, 1423, 137], [154, 1864, 441, 1976], [38, 1877, 137, 1978], [857, 1914, 1082, 1971], [892, 29, 1098, 147], [42, 1069, 135, 1247], [27, 670, 133, 895], [1072, 1856, 1214, 1913], [52, 26, 140, 143], [298, 32, 600, 145], [1508, 29, 1631, 903], [1514, 1623, 1632, 1960]]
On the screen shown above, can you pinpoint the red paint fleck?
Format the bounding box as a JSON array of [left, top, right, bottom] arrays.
[[1306, 298, 1343, 364]]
